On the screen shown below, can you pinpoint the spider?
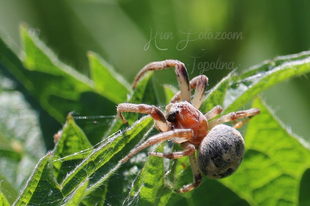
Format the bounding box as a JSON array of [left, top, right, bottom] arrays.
[[117, 60, 260, 193]]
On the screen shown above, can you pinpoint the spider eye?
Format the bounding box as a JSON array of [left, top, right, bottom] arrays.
[[167, 112, 177, 122]]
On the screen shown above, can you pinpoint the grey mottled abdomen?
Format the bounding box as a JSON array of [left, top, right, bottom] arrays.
[[197, 124, 245, 179]]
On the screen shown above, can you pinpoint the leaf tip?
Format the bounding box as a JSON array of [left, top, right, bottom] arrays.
[[66, 112, 74, 122], [47, 150, 54, 157], [19, 22, 28, 31], [87, 50, 95, 59]]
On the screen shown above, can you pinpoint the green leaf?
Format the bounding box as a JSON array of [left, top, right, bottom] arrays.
[[240, 51, 310, 79], [167, 177, 250, 206], [80, 183, 107, 206], [20, 23, 92, 84], [14, 153, 63, 206], [163, 84, 178, 105], [198, 51, 310, 115], [299, 168, 310, 206], [0, 190, 10, 206], [61, 115, 154, 197], [219, 97, 310, 206], [100, 71, 156, 205], [53, 113, 93, 182], [61, 179, 89, 206], [19, 23, 94, 122], [105, 71, 153, 136], [0, 24, 92, 123], [1, 24, 122, 127], [123, 142, 164, 206], [1, 25, 157, 205], [223, 51, 310, 112], [88, 51, 131, 104], [200, 71, 231, 114], [54, 114, 92, 161]]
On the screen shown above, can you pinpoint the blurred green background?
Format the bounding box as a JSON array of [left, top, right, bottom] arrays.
[[0, 0, 310, 144]]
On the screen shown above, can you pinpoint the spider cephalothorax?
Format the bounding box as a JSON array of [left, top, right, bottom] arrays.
[[117, 60, 260, 193], [166, 101, 209, 146]]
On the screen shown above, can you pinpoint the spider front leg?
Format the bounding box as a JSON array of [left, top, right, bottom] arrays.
[[208, 108, 260, 129], [170, 75, 209, 109], [204, 105, 223, 120], [132, 60, 191, 102], [117, 103, 169, 132]]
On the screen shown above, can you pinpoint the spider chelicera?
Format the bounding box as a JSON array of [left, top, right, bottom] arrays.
[[117, 60, 260, 193]]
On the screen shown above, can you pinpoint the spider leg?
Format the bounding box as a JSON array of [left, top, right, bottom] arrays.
[[169, 91, 182, 103], [208, 108, 260, 129], [121, 129, 193, 163], [191, 75, 208, 109], [149, 142, 195, 159], [233, 117, 255, 129], [204, 105, 223, 120], [177, 153, 202, 193], [117, 103, 169, 132], [160, 146, 202, 193], [171, 75, 209, 109], [132, 60, 191, 101]]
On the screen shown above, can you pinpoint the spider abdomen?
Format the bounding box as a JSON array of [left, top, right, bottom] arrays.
[[197, 124, 245, 179]]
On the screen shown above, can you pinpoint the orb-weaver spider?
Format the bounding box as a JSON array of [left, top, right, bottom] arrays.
[[117, 60, 260, 193]]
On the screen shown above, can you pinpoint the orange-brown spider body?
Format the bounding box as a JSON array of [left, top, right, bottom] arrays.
[[166, 101, 208, 147]]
